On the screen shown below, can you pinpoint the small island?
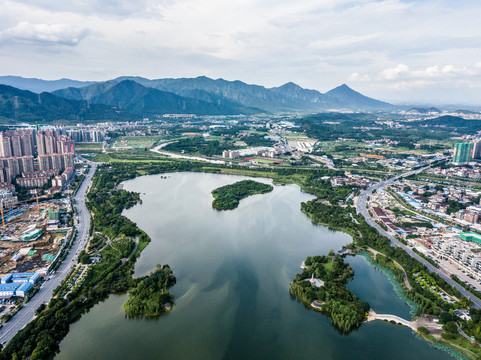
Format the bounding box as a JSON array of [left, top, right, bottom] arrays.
[[124, 264, 176, 316], [211, 180, 273, 210], [290, 253, 370, 333]]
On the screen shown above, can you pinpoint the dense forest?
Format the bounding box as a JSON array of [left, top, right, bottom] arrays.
[[124, 264, 176, 316], [290, 254, 369, 333], [211, 180, 273, 210]]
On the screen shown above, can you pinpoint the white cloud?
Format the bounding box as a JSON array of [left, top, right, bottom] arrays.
[[380, 64, 409, 80], [0, 21, 88, 46], [0, 0, 481, 103], [376, 63, 481, 81], [386, 80, 435, 91], [348, 72, 371, 81]]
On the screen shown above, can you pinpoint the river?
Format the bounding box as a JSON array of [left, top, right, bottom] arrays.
[[56, 172, 457, 360]]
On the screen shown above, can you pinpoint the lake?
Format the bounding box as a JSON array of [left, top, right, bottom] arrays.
[[56, 172, 456, 360]]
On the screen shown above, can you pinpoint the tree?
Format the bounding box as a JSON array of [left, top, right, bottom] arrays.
[[442, 322, 457, 334], [418, 327, 428, 335]]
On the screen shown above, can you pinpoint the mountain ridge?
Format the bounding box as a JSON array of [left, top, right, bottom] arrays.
[[0, 76, 95, 93], [0, 84, 138, 123], [48, 75, 393, 112]]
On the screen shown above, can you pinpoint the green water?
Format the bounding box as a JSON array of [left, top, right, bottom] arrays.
[[56, 172, 455, 360]]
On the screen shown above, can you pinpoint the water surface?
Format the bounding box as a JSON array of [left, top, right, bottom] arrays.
[[57, 172, 455, 360]]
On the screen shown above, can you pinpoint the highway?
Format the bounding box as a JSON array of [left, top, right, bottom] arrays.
[[356, 165, 481, 309], [0, 162, 98, 346]]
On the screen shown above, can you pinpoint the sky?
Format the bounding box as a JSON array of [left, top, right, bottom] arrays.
[[0, 0, 481, 105]]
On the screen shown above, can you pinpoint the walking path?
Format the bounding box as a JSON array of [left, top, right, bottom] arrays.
[[366, 247, 412, 291], [150, 143, 225, 164]]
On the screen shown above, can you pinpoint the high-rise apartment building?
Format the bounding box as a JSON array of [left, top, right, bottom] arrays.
[[20, 156, 35, 173], [57, 135, 75, 154], [63, 153, 75, 169], [0, 128, 76, 187], [6, 157, 20, 176], [0, 134, 12, 158], [51, 154, 64, 171], [38, 154, 52, 171], [10, 135, 23, 157], [36, 132, 46, 155], [21, 133, 34, 156], [453, 142, 473, 165], [44, 132, 57, 154]]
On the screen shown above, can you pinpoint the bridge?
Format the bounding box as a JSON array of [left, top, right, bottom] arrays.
[[367, 310, 415, 330]]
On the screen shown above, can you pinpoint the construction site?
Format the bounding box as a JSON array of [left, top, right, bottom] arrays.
[[0, 198, 72, 275]]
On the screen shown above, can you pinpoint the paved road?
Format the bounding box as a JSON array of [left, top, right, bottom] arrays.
[[151, 143, 225, 164], [356, 166, 481, 309], [0, 162, 98, 346]]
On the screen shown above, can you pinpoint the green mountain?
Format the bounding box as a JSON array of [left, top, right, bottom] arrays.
[[423, 115, 481, 130], [115, 76, 393, 111], [54, 80, 262, 115], [0, 84, 137, 123], [407, 107, 441, 114], [324, 84, 393, 110], [51, 75, 395, 113]]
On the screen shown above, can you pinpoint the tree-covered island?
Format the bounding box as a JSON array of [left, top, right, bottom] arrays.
[[211, 179, 273, 210], [290, 253, 370, 333], [124, 264, 176, 316]]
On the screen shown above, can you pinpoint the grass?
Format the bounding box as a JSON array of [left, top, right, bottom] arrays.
[[438, 334, 481, 359], [323, 259, 335, 272], [75, 143, 103, 150], [244, 157, 282, 164]]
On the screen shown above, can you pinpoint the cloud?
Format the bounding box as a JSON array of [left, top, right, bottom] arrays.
[[380, 64, 409, 80], [377, 63, 481, 81], [7, 0, 172, 18], [348, 72, 371, 81], [386, 80, 435, 91], [0, 21, 89, 46], [1, 0, 481, 103]]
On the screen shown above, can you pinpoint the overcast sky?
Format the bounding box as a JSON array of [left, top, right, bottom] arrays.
[[1, 0, 480, 104]]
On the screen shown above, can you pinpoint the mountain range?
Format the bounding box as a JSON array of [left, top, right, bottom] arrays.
[[0, 76, 95, 93], [0, 75, 395, 122], [52, 76, 394, 112], [0, 84, 137, 123]]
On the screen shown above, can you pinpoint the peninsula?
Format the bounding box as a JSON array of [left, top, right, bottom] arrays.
[[124, 264, 176, 316], [290, 253, 370, 333]]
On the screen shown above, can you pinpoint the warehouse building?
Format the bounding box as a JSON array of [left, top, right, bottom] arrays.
[[0, 272, 40, 298]]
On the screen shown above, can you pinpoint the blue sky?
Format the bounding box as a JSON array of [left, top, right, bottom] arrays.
[[0, 0, 480, 104]]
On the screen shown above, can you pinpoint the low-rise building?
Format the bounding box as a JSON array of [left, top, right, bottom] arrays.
[[0, 272, 40, 298]]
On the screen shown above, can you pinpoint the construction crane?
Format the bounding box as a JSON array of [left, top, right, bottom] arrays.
[[1, 191, 43, 228], [441, 220, 456, 240]]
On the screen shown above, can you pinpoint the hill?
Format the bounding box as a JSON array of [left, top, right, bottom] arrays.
[[423, 115, 481, 129], [0, 76, 95, 93], [407, 107, 441, 114], [53, 80, 262, 115], [324, 84, 393, 110], [0, 84, 137, 123]]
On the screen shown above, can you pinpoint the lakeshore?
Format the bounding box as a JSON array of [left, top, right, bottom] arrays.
[[56, 172, 455, 360]]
